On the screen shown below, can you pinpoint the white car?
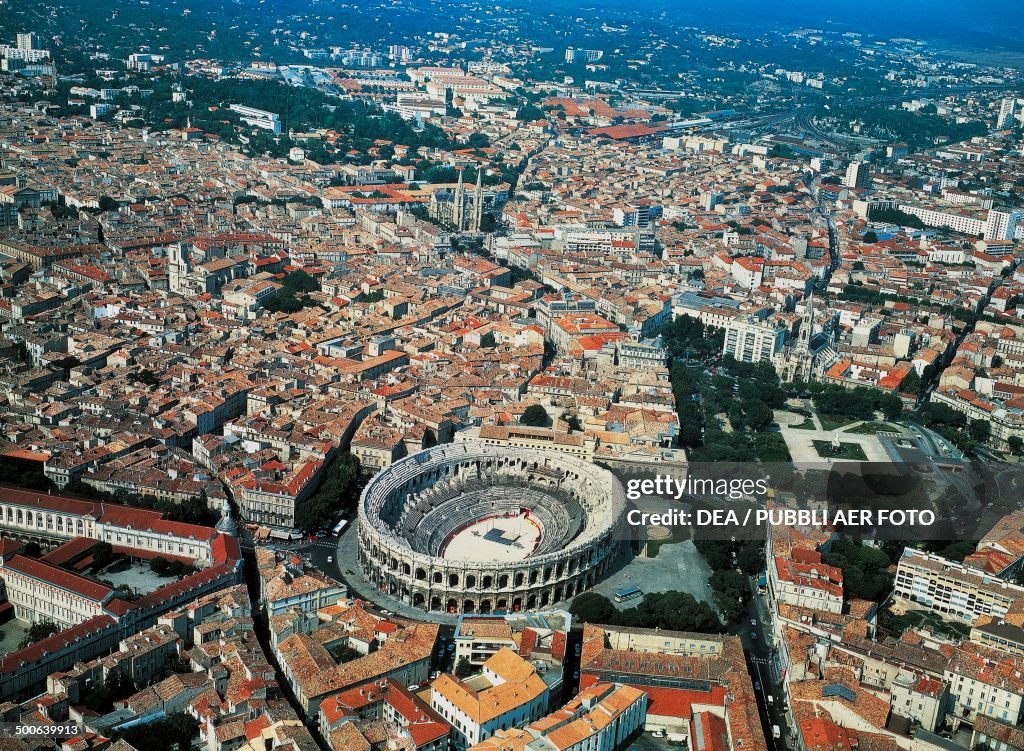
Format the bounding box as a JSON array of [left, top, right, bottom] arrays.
[[327, 556, 333, 563]]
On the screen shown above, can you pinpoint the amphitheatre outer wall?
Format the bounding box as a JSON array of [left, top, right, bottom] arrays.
[[357, 442, 625, 615]]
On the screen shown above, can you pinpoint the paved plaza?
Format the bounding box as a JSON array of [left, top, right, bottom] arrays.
[[774, 411, 891, 463]]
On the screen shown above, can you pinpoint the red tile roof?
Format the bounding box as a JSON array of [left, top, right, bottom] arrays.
[[4, 554, 113, 601], [0, 615, 117, 676]]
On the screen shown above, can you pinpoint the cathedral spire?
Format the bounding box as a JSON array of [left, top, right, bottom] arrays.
[[472, 169, 484, 233], [454, 167, 465, 231], [801, 291, 815, 344]]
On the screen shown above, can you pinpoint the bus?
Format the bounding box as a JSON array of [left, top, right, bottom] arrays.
[[614, 585, 642, 603], [331, 519, 349, 536]]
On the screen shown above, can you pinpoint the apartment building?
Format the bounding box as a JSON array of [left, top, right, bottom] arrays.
[[889, 670, 948, 733], [470, 682, 647, 751], [945, 642, 1024, 727], [430, 648, 550, 749], [768, 548, 844, 614], [895, 547, 1024, 623], [453, 616, 519, 666], [722, 316, 786, 364]]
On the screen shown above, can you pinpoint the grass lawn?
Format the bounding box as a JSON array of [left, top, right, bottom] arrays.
[[845, 421, 898, 435], [818, 413, 857, 432], [812, 439, 868, 461], [790, 419, 815, 430]]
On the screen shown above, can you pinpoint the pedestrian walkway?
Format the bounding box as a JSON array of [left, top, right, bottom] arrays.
[[335, 523, 458, 624]]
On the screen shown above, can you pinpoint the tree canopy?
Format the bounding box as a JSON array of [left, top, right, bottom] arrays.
[[520, 404, 550, 427], [568, 591, 722, 633], [18, 621, 60, 649], [295, 452, 362, 533]]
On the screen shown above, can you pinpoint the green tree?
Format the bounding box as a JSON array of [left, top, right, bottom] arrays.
[[709, 569, 748, 623], [519, 405, 550, 427], [728, 403, 746, 431], [93, 541, 114, 569], [901, 368, 921, 396], [328, 643, 363, 663], [822, 539, 894, 600], [1009, 436, 1023, 455], [879, 393, 903, 420], [117, 713, 198, 751], [620, 591, 722, 633], [862, 231, 879, 244], [694, 540, 734, 570], [85, 670, 137, 713], [150, 556, 170, 576], [281, 269, 320, 293], [516, 105, 545, 122], [869, 207, 926, 229], [736, 542, 763, 574], [18, 621, 60, 649], [454, 656, 475, 679], [295, 453, 362, 533], [569, 592, 616, 624], [561, 412, 583, 432], [264, 288, 305, 314], [743, 402, 774, 430], [969, 419, 991, 443]]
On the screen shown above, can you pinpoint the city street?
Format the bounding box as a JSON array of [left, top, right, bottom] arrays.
[[729, 580, 791, 751]]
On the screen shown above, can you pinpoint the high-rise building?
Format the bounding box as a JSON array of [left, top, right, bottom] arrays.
[[701, 190, 723, 211], [564, 47, 603, 63], [997, 97, 1018, 129], [984, 209, 1024, 241], [722, 316, 785, 364], [388, 45, 411, 63], [16, 32, 39, 51], [844, 161, 872, 189]]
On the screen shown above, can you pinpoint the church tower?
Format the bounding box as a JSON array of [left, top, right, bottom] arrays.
[[169, 242, 192, 294], [472, 169, 484, 233], [799, 291, 815, 346], [453, 167, 465, 231], [776, 291, 818, 383]]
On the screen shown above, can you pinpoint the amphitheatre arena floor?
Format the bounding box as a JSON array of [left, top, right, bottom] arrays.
[[441, 512, 543, 562]]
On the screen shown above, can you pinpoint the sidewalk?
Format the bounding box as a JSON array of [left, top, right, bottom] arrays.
[[335, 523, 458, 625]]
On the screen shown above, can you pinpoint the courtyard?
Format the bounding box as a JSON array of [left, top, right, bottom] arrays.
[[99, 559, 177, 595]]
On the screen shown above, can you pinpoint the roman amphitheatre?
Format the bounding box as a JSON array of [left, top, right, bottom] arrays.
[[357, 442, 625, 614]]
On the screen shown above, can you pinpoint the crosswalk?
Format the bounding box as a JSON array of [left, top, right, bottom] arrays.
[[749, 656, 774, 666]]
